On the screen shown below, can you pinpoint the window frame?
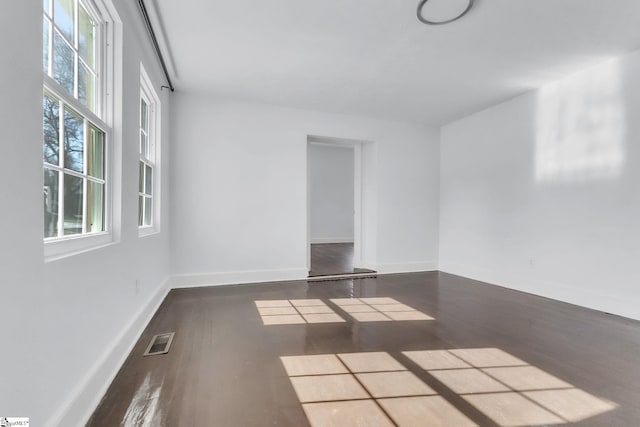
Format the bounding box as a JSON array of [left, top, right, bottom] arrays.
[[138, 63, 161, 237], [43, 0, 119, 260]]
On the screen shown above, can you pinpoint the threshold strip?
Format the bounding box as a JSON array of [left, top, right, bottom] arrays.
[[307, 272, 378, 282]]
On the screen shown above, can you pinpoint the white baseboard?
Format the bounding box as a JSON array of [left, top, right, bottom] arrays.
[[439, 262, 640, 321], [375, 261, 438, 274], [310, 237, 354, 244], [170, 268, 309, 288], [49, 279, 170, 427]]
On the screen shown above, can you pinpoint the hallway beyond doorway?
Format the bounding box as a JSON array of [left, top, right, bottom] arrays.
[[309, 243, 376, 277]]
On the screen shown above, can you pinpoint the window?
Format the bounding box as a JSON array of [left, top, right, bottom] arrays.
[[43, 0, 117, 255], [139, 65, 161, 234], [138, 95, 153, 228]]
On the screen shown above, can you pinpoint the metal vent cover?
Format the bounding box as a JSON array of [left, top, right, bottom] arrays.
[[143, 332, 175, 356]]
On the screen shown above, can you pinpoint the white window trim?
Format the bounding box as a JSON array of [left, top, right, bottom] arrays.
[[139, 63, 162, 237], [45, 233, 114, 261], [44, 0, 122, 261]]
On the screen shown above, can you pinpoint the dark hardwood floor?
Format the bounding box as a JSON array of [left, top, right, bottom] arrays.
[[309, 243, 376, 277], [88, 272, 640, 426]]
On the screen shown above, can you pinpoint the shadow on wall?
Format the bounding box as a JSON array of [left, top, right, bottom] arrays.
[[535, 58, 626, 182]]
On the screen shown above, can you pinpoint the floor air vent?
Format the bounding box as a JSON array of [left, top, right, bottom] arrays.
[[143, 332, 175, 356]]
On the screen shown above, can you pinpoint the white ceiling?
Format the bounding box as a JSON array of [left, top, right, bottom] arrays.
[[150, 0, 640, 125]]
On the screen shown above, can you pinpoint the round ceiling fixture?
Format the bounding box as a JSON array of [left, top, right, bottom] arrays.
[[417, 0, 474, 25]]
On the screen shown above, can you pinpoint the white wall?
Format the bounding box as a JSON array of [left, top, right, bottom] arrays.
[[171, 95, 440, 284], [0, 1, 172, 425], [440, 51, 640, 320], [309, 144, 354, 243]]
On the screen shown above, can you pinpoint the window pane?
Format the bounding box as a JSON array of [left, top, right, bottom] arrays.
[[138, 195, 144, 226], [140, 130, 148, 157], [140, 99, 148, 156], [86, 180, 104, 232], [43, 18, 50, 73], [53, 30, 74, 95], [141, 99, 148, 131], [64, 107, 84, 172], [54, 0, 74, 43], [144, 197, 152, 226], [78, 5, 95, 68], [145, 164, 152, 195], [43, 94, 60, 165], [44, 0, 51, 15], [87, 124, 104, 179], [139, 161, 144, 193], [79, 61, 95, 112], [44, 168, 60, 238], [63, 174, 83, 235]]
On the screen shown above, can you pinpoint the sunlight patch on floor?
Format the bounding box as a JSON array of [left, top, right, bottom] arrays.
[[280, 352, 475, 427], [279, 348, 617, 427], [255, 299, 345, 325], [255, 297, 434, 324], [404, 347, 617, 427], [330, 297, 434, 322]]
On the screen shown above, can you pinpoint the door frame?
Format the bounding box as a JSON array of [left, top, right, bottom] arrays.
[[306, 135, 373, 274]]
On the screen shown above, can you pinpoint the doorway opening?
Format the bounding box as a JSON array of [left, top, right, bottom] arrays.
[[307, 136, 376, 278]]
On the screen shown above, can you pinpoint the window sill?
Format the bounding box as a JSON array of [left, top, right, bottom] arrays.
[[139, 226, 160, 238], [44, 232, 114, 262]]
